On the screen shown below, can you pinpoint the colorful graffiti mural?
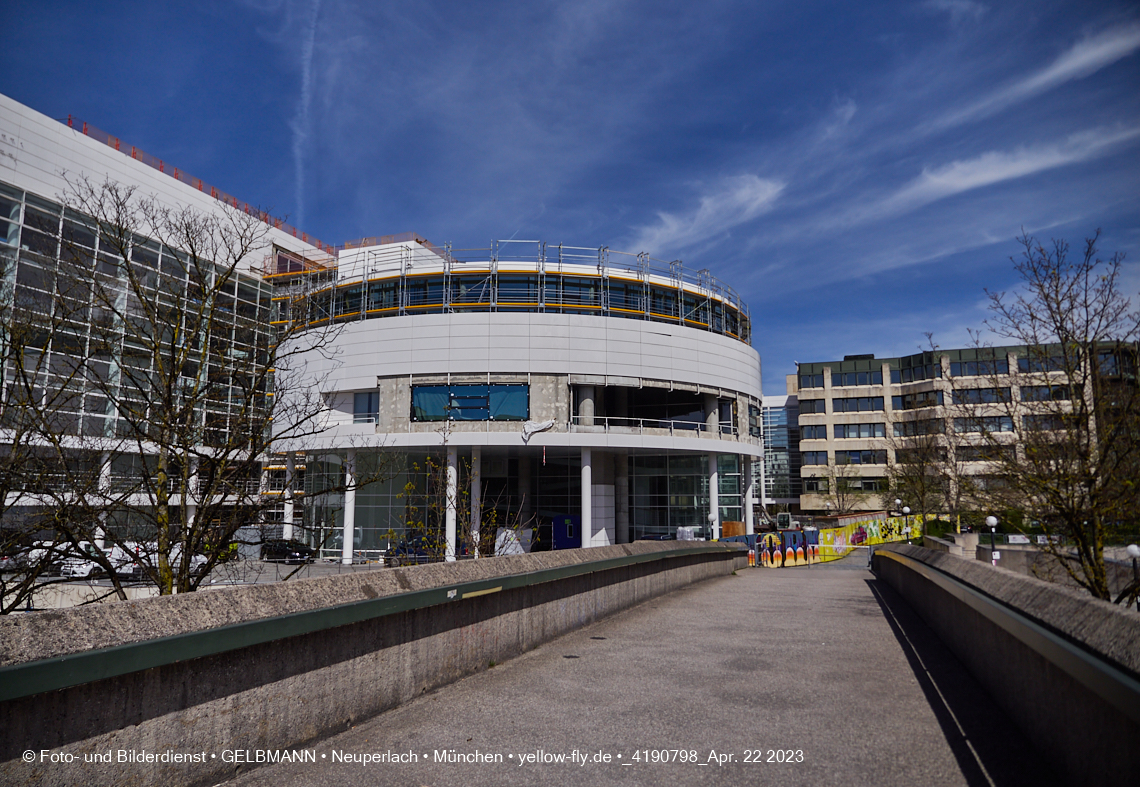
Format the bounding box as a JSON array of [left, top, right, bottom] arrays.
[[756, 514, 925, 568]]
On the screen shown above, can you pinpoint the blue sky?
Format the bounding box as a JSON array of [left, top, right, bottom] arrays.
[[3, 0, 1138, 394]]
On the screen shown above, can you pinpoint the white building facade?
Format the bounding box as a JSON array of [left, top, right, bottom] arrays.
[[277, 238, 764, 560], [0, 92, 764, 563]]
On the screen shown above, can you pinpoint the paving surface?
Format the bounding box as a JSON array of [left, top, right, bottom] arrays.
[[219, 554, 1061, 787]]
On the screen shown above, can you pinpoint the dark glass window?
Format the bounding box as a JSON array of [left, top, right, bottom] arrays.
[[1017, 356, 1065, 373], [451, 276, 493, 305], [835, 450, 887, 465], [834, 422, 885, 438], [833, 396, 884, 412], [498, 276, 538, 304], [368, 280, 399, 310], [411, 384, 529, 422], [892, 391, 943, 410], [953, 415, 1014, 433], [832, 371, 883, 387], [952, 387, 1011, 404], [798, 398, 823, 414], [799, 373, 824, 389], [801, 425, 827, 440], [1020, 385, 1070, 402], [649, 286, 679, 318], [354, 391, 379, 424], [951, 359, 1009, 376]]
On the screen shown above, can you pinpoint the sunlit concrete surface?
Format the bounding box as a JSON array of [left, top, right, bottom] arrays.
[[220, 554, 1060, 787]]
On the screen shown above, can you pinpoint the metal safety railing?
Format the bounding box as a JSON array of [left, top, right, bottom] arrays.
[[62, 115, 337, 254], [569, 415, 745, 439]]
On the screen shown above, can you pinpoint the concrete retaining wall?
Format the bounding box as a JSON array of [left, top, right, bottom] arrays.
[[0, 542, 746, 787], [976, 543, 1135, 598], [874, 544, 1140, 787]]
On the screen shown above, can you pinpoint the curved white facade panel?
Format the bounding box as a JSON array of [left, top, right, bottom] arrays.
[[310, 312, 761, 399]]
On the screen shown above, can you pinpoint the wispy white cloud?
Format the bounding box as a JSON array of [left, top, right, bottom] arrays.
[[923, 0, 988, 26], [628, 175, 784, 255], [876, 125, 1140, 217], [820, 97, 857, 140], [939, 23, 1140, 128], [290, 0, 322, 229]]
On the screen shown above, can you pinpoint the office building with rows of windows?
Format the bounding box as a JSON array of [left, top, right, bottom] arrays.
[[1, 93, 763, 562], [791, 345, 1135, 514], [0, 93, 324, 542]]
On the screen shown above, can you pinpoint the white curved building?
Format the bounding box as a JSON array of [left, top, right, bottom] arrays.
[[274, 236, 764, 560]]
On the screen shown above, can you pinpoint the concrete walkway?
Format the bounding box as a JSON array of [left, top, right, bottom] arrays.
[[222, 555, 1060, 787]]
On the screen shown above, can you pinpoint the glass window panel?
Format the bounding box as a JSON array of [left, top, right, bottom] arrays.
[[21, 228, 57, 257], [489, 385, 528, 420], [0, 195, 20, 222], [411, 386, 449, 421], [0, 218, 18, 247], [24, 206, 59, 234]]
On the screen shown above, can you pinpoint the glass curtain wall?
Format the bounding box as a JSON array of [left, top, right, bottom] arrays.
[[629, 454, 713, 540]]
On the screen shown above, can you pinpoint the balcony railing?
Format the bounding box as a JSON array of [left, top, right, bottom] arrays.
[[569, 415, 741, 438]]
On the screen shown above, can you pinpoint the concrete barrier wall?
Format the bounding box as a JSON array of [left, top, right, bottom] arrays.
[[874, 545, 1140, 787], [975, 543, 1135, 598], [0, 543, 746, 787]]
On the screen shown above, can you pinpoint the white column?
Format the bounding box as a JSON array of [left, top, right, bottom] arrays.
[[615, 449, 629, 544], [283, 453, 295, 541], [579, 385, 596, 426], [581, 448, 592, 548], [704, 393, 719, 434], [744, 457, 755, 536], [470, 447, 481, 558], [446, 445, 458, 561], [341, 450, 356, 565], [95, 452, 111, 550], [708, 452, 720, 540]]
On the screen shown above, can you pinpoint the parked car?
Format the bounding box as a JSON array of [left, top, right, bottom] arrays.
[[119, 542, 208, 580], [59, 542, 104, 579], [260, 539, 316, 564]]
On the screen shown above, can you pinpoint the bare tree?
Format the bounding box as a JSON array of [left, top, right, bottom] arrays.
[[390, 422, 535, 565], [968, 232, 1140, 602], [882, 427, 946, 525], [824, 460, 871, 515], [31, 176, 379, 595]]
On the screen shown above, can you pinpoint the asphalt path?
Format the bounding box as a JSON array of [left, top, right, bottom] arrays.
[[221, 553, 1061, 787]]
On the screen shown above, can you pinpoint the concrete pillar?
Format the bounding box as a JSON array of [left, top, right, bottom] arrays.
[[518, 453, 532, 522], [446, 445, 458, 561], [615, 449, 629, 544], [708, 452, 720, 540], [579, 385, 596, 426], [96, 452, 111, 550], [744, 456, 755, 536], [704, 393, 719, 434], [581, 447, 592, 547], [470, 447, 481, 558], [283, 453, 295, 541], [341, 450, 356, 565], [184, 456, 199, 545]]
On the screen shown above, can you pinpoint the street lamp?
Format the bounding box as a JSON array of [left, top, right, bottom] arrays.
[[903, 506, 911, 543], [986, 515, 999, 566], [1127, 544, 1140, 612]]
